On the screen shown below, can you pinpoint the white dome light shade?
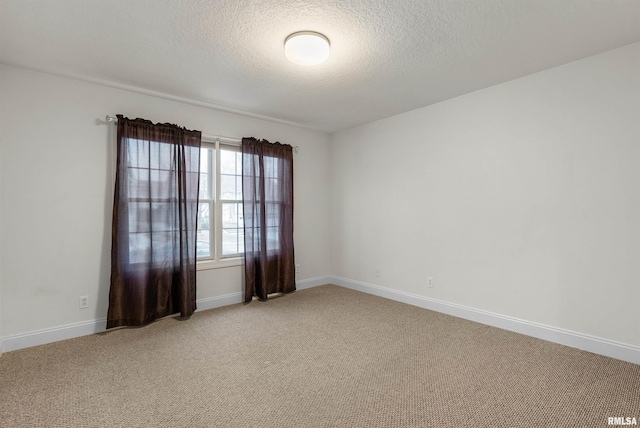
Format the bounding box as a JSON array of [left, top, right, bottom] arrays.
[[284, 32, 330, 66]]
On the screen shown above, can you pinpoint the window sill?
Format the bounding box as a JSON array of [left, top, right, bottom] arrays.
[[197, 257, 244, 271]]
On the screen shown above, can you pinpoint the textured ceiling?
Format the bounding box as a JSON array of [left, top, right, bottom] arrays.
[[2, 0, 640, 133]]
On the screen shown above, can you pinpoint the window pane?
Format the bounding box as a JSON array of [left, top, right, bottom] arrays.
[[129, 232, 150, 264], [129, 202, 150, 233], [236, 176, 243, 200], [197, 231, 211, 258], [151, 202, 172, 232], [222, 201, 242, 256], [264, 156, 278, 178], [264, 177, 278, 201], [199, 173, 209, 199], [266, 203, 279, 227], [222, 202, 238, 228], [222, 229, 238, 255], [237, 203, 244, 227], [238, 229, 245, 254], [200, 148, 210, 173], [150, 140, 172, 171], [151, 231, 174, 260], [221, 149, 236, 174], [197, 202, 211, 258], [197, 202, 210, 230], [199, 147, 211, 199], [266, 227, 280, 251], [126, 138, 149, 168], [220, 175, 236, 200], [152, 170, 174, 199], [127, 168, 150, 198]]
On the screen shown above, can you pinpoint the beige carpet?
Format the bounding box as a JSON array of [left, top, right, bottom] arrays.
[[1, 284, 638, 427]]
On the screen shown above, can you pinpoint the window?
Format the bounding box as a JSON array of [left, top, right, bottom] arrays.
[[263, 155, 281, 252], [125, 137, 200, 266], [197, 139, 244, 264]]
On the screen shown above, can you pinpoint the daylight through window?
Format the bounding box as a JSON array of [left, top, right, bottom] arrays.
[[197, 140, 244, 261]]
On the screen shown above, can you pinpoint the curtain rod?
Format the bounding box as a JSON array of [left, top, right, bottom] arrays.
[[106, 116, 299, 152]]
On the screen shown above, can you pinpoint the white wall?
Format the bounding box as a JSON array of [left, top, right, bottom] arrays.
[[0, 88, 3, 350], [331, 42, 640, 347], [0, 65, 331, 338]]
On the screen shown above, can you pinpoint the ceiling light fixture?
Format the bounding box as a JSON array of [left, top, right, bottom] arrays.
[[284, 31, 330, 66]]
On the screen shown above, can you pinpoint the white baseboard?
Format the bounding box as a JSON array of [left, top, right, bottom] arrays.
[[297, 275, 331, 290], [195, 292, 243, 311], [0, 276, 329, 353], [329, 276, 640, 366], [10, 275, 634, 365], [1, 318, 108, 353]]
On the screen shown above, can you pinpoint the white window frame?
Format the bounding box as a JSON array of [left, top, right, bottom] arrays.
[[197, 136, 244, 271]]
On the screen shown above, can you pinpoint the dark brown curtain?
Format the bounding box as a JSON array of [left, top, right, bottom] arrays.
[[107, 115, 201, 329], [242, 137, 295, 302]]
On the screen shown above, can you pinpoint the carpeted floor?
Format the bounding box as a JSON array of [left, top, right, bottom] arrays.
[[1, 284, 638, 427]]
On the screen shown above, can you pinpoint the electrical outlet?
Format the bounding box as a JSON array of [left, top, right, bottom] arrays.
[[427, 277, 434, 288], [295, 264, 300, 274], [79, 296, 89, 309], [374, 268, 381, 277]]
